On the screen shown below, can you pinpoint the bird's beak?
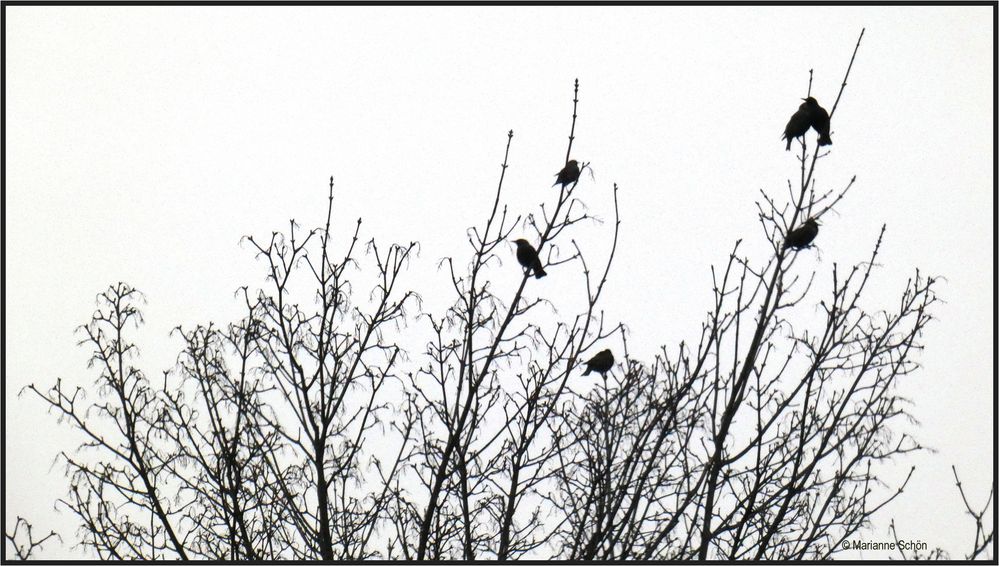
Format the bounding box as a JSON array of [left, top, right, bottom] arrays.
[[801, 98, 807, 101]]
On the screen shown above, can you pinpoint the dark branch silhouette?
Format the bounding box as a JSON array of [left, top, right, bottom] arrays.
[[5, 517, 61, 560]]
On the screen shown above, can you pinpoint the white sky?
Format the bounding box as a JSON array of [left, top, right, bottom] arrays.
[[4, 6, 994, 560]]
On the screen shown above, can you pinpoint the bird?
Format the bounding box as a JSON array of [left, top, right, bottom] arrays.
[[582, 349, 615, 376], [783, 218, 819, 250], [553, 160, 581, 188], [782, 100, 812, 151], [804, 97, 833, 146], [514, 239, 547, 278]]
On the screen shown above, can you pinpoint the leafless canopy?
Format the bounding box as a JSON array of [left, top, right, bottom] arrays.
[[16, 31, 985, 561]]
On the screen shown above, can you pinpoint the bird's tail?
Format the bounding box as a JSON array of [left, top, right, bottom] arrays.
[[533, 260, 547, 278], [817, 134, 832, 146], [582, 367, 592, 376], [784, 137, 792, 151]]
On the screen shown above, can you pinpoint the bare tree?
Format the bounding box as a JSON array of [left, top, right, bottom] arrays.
[[24, 181, 418, 560], [545, 29, 942, 561], [393, 80, 623, 561], [17, 31, 985, 561]]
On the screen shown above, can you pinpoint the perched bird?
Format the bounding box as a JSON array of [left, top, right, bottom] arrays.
[[553, 160, 581, 188], [514, 239, 547, 278], [582, 349, 615, 376], [783, 218, 820, 250], [782, 100, 812, 151], [804, 97, 833, 146]]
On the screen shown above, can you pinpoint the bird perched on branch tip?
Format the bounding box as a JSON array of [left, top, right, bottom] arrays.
[[582, 349, 615, 376], [554, 160, 581, 188], [782, 97, 832, 150], [783, 218, 820, 251], [514, 239, 547, 278]]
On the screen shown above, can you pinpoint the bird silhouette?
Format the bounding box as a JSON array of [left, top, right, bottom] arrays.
[[514, 239, 547, 278], [582, 349, 615, 376], [782, 100, 812, 151], [783, 97, 833, 150], [553, 160, 581, 188], [804, 97, 832, 146], [784, 218, 820, 250]]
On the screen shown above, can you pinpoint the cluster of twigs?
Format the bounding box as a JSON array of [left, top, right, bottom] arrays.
[[4, 517, 61, 560]]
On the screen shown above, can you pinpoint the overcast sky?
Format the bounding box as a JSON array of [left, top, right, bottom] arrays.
[[4, 6, 994, 560]]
